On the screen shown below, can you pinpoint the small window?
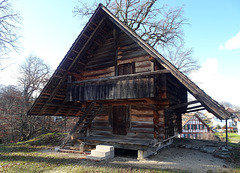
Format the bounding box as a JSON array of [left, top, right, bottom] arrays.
[[118, 62, 135, 75]]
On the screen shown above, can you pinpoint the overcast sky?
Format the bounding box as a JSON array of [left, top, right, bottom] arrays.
[[1, 0, 240, 106]]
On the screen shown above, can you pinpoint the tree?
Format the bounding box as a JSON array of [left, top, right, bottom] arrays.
[[18, 55, 50, 106], [73, 0, 199, 74], [0, 0, 21, 69], [17, 55, 51, 140], [0, 85, 23, 143], [163, 44, 199, 75]]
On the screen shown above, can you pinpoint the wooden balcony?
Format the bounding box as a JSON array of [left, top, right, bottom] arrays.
[[67, 69, 169, 102]]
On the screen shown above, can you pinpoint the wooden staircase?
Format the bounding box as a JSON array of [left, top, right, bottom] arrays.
[[79, 103, 103, 135], [60, 101, 103, 150]]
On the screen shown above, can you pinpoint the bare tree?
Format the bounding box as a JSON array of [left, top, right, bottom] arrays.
[[163, 44, 199, 75], [74, 0, 186, 47], [0, 85, 22, 143], [18, 55, 50, 106], [74, 0, 199, 74], [18, 55, 51, 140], [0, 0, 21, 69]]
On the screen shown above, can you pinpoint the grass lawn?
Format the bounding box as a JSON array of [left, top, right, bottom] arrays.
[[1, 133, 240, 173], [215, 132, 240, 143], [0, 144, 177, 173]]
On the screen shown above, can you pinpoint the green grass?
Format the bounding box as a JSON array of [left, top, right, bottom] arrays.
[[17, 132, 66, 147], [1, 133, 240, 172], [215, 132, 240, 143], [0, 144, 178, 173]]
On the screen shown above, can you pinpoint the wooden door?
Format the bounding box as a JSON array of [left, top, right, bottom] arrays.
[[112, 106, 128, 135]]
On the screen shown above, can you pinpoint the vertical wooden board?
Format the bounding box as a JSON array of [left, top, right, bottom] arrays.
[[120, 80, 127, 99], [75, 85, 79, 101], [95, 83, 100, 100], [93, 85, 97, 100], [88, 85, 93, 100], [80, 85, 84, 101], [146, 78, 150, 98], [150, 78, 155, 97], [72, 85, 76, 101], [114, 80, 120, 99], [107, 83, 113, 100], [84, 85, 89, 101], [99, 84, 103, 100], [123, 80, 129, 99], [133, 78, 139, 98], [137, 79, 141, 98], [127, 79, 134, 98], [142, 78, 147, 98]]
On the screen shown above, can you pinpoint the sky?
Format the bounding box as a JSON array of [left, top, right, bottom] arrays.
[[0, 0, 240, 106]]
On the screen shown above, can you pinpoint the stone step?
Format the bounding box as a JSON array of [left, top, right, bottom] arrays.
[[85, 145, 115, 161], [96, 145, 114, 151], [91, 149, 114, 157], [86, 154, 114, 161]]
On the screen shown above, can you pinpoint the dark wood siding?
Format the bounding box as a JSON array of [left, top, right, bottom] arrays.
[[68, 77, 155, 101]]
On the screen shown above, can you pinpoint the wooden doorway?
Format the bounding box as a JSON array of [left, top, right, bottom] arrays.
[[112, 106, 128, 135]]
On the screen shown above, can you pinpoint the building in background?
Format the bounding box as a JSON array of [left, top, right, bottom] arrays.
[[181, 113, 218, 141]]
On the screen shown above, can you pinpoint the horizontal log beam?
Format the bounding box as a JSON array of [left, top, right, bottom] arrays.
[[185, 108, 206, 113], [167, 100, 200, 111], [72, 69, 170, 84], [45, 103, 83, 110]]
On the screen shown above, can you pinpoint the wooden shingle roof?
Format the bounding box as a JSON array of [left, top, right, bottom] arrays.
[[28, 4, 231, 120]]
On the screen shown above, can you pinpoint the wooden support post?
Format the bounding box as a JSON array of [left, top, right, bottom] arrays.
[[226, 119, 228, 146], [79, 142, 86, 152]]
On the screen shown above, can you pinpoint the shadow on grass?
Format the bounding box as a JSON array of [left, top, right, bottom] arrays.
[[0, 154, 88, 165], [0, 144, 38, 153], [0, 153, 177, 173]]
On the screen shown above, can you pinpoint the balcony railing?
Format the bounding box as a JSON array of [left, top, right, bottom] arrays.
[[67, 69, 169, 102]]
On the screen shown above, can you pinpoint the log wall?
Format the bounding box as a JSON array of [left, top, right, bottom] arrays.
[[89, 104, 155, 140], [78, 29, 154, 81]]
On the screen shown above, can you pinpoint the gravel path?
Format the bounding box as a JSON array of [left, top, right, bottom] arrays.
[[40, 146, 235, 173]]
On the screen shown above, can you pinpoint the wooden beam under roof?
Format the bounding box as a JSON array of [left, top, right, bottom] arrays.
[[36, 17, 107, 116], [166, 100, 199, 111]]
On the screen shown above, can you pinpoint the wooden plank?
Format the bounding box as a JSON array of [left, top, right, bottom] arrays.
[[82, 67, 114, 77], [131, 116, 153, 122], [118, 49, 149, 60], [128, 128, 154, 133], [131, 122, 154, 128], [73, 69, 169, 84], [131, 109, 153, 115], [126, 133, 154, 139]]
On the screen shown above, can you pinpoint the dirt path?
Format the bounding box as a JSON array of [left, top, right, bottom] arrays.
[[40, 145, 235, 173], [108, 147, 233, 173]]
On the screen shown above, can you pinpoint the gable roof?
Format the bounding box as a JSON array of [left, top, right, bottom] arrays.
[[182, 113, 214, 133], [28, 4, 231, 120]]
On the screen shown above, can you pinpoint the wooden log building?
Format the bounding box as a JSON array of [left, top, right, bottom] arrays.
[[28, 4, 231, 159]]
